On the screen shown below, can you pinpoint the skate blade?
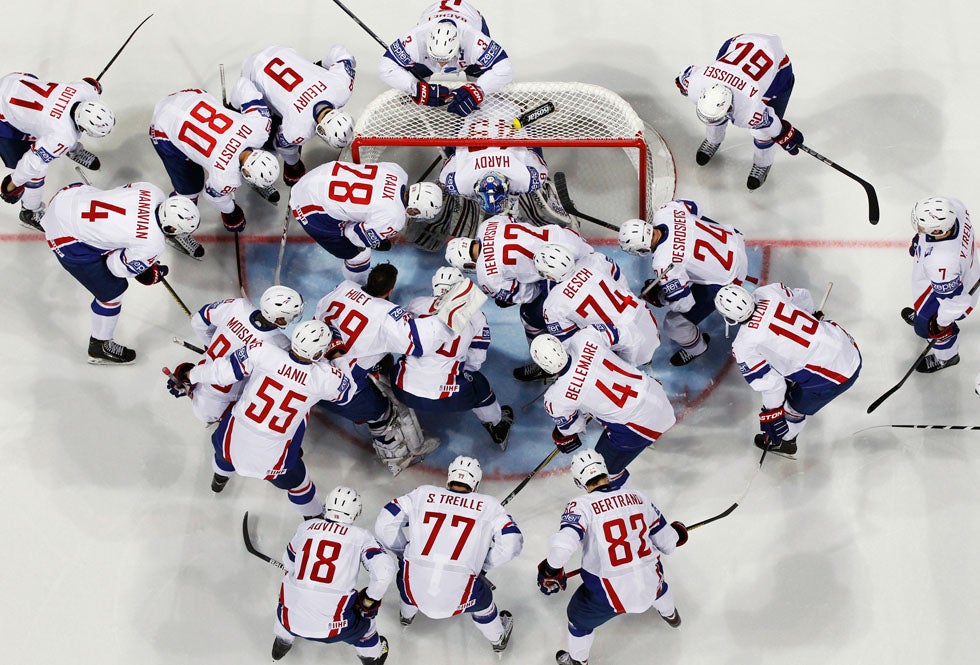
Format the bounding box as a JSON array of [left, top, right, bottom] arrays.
[[87, 356, 136, 366]]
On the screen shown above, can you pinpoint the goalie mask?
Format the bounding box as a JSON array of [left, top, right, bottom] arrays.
[[474, 172, 510, 215], [696, 84, 734, 125]]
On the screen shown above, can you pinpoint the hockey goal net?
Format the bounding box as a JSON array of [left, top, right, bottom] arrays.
[[346, 82, 675, 225]]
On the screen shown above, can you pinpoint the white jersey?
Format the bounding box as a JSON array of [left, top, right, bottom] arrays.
[[543, 252, 661, 366], [543, 327, 675, 443], [440, 146, 547, 209], [240, 45, 354, 149], [187, 344, 352, 478], [187, 298, 290, 423], [473, 216, 592, 304], [314, 280, 454, 379], [375, 484, 523, 619], [648, 200, 749, 313], [0, 73, 99, 190], [911, 198, 979, 327], [43, 183, 165, 278], [290, 160, 410, 248], [546, 486, 679, 614], [678, 33, 791, 143], [393, 296, 491, 399], [279, 518, 396, 640], [380, 0, 512, 97], [732, 283, 862, 408], [149, 88, 271, 213]]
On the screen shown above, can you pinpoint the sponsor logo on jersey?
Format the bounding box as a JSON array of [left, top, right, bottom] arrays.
[[933, 278, 961, 295], [443, 172, 459, 196], [387, 305, 410, 322], [560, 512, 581, 526], [35, 146, 56, 163], [477, 41, 502, 68], [388, 40, 412, 67]]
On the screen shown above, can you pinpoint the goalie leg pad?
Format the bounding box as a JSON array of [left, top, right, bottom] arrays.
[[434, 278, 489, 334], [516, 181, 575, 229], [368, 376, 440, 474]]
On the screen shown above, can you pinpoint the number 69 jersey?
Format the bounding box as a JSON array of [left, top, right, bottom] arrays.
[[732, 283, 862, 407], [547, 486, 679, 614], [290, 160, 411, 249], [279, 518, 396, 640], [374, 485, 523, 619]]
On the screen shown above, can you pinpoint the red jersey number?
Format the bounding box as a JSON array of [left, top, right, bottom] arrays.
[[177, 101, 233, 158], [244, 376, 308, 434]]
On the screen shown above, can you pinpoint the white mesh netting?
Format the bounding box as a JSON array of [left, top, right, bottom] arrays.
[[343, 82, 675, 227]]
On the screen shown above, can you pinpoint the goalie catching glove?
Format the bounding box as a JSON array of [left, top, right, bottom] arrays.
[[433, 277, 488, 334], [758, 405, 789, 442], [537, 559, 567, 595], [446, 83, 484, 117], [165, 362, 196, 398]]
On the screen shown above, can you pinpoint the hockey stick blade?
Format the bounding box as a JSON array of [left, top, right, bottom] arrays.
[[552, 172, 619, 232], [242, 512, 286, 571], [798, 145, 879, 224], [512, 102, 556, 129], [687, 503, 738, 530]]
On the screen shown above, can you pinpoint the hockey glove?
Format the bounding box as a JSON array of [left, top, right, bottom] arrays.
[[758, 405, 789, 442], [1, 175, 25, 204], [166, 362, 196, 398], [552, 426, 582, 454], [325, 335, 347, 361], [494, 298, 516, 308], [536, 559, 567, 595], [446, 83, 484, 117], [354, 588, 382, 619], [135, 263, 169, 286], [221, 204, 246, 233], [813, 310, 826, 321], [642, 280, 667, 307], [410, 81, 452, 107], [374, 238, 393, 251], [909, 233, 919, 257], [671, 521, 689, 547], [775, 120, 804, 155], [927, 315, 959, 339], [674, 76, 687, 96], [82, 76, 103, 95]]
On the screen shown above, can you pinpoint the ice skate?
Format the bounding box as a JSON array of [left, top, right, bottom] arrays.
[[915, 353, 959, 373], [695, 140, 720, 166], [482, 405, 514, 451], [491, 610, 514, 653], [87, 337, 136, 365], [513, 362, 553, 382], [358, 635, 389, 665], [66, 144, 101, 170], [556, 650, 587, 665], [271, 636, 292, 660], [18, 205, 44, 232], [660, 608, 682, 627], [746, 163, 771, 190], [249, 181, 281, 204], [210, 473, 230, 493], [166, 232, 205, 259], [754, 433, 797, 458], [670, 333, 710, 367]]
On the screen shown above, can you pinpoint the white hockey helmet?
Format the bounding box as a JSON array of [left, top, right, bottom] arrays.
[[474, 172, 510, 215], [156, 196, 200, 236], [323, 486, 362, 524], [427, 20, 460, 62], [911, 197, 957, 236], [714, 284, 756, 325], [407, 182, 444, 220], [447, 455, 482, 491], [241, 149, 280, 188], [315, 108, 355, 149], [571, 449, 609, 490], [290, 320, 331, 361], [260, 285, 304, 328], [431, 265, 465, 297], [446, 237, 478, 272], [534, 243, 578, 282], [618, 219, 655, 255], [696, 84, 734, 125], [530, 334, 569, 375], [73, 100, 115, 138]]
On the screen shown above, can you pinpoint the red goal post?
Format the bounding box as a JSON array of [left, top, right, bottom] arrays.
[[348, 82, 675, 222]]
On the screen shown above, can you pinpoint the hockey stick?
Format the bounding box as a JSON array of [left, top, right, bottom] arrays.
[[274, 209, 291, 285], [854, 424, 980, 435], [640, 262, 674, 298], [798, 144, 879, 225], [330, 0, 388, 50], [242, 512, 286, 571], [867, 276, 980, 413], [233, 231, 246, 299], [520, 381, 554, 414], [95, 14, 153, 81], [500, 447, 561, 506], [161, 276, 193, 318], [172, 337, 205, 354], [552, 172, 620, 232]]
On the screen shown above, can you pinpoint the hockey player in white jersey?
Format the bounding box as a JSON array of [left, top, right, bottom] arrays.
[[530, 330, 676, 489], [315, 263, 466, 474], [149, 86, 278, 258], [374, 456, 521, 654], [715, 282, 862, 457], [171, 286, 303, 424], [165, 320, 351, 516], [271, 486, 396, 665], [0, 72, 114, 229], [380, 0, 512, 117], [391, 266, 514, 449], [290, 159, 443, 284], [446, 215, 592, 380], [618, 199, 750, 366], [537, 450, 687, 665], [237, 44, 356, 186], [535, 244, 661, 368], [675, 33, 801, 189], [43, 181, 198, 364], [901, 197, 978, 373]]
